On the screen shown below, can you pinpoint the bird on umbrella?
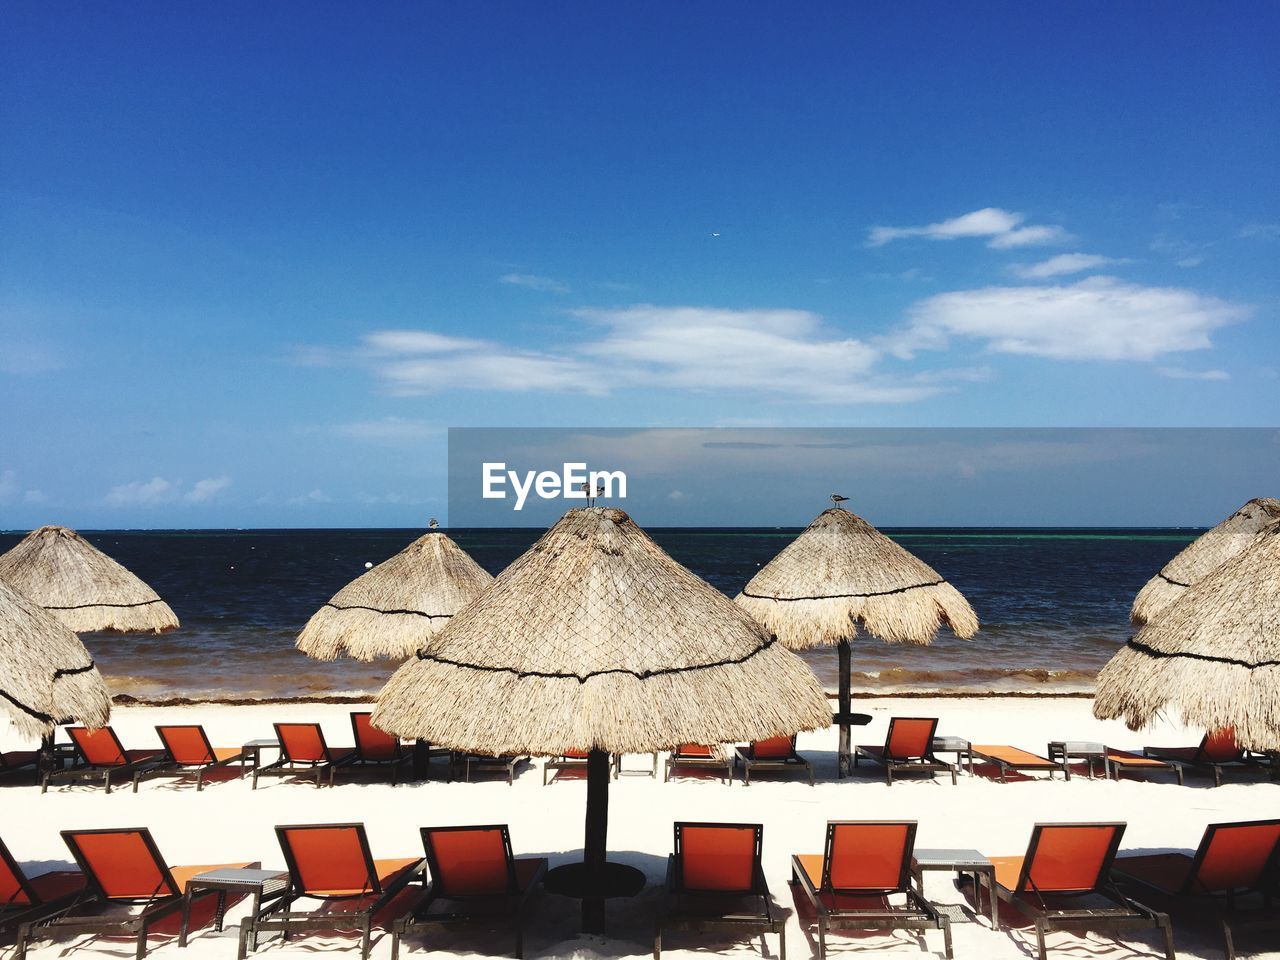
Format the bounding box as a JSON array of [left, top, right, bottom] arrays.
[[830, 494, 849, 507]]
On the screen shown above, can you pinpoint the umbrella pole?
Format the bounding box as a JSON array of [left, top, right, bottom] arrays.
[[582, 748, 610, 934], [837, 639, 851, 777]]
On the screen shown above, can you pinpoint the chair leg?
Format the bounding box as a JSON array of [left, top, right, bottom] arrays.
[[1035, 919, 1048, 960], [941, 916, 953, 959], [136, 925, 149, 960], [777, 924, 786, 960], [105, 770, 114, 794], [1220, 912, 1236, 960], [1160, 914, 1175, 960], [653, 923, 662, 960], [361, 919, 372, 960], [390, 928, 401, 960], [817, 916, 828, 960], [14, 923, 31, 960], [514, 917, 524, 958]]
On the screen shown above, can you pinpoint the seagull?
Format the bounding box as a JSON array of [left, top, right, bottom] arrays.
[[428, 517, 439, 529], [830, 494, 849, 507]]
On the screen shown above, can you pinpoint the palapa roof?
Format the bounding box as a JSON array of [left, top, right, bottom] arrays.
[[373, 507, 831, 756], [0, 526, 178, 634], [0, 579, 111, 738], [296, 531, 494, 661], [1131, 497, 1280, 626], [735, 507, 978, 649], [1094, 518, 1280, 752]]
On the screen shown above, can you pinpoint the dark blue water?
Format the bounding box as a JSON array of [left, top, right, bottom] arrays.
[[0, 528, 1198, 700]]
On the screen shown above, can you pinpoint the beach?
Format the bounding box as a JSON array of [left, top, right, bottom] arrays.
[[4, 696, 1277, 960]]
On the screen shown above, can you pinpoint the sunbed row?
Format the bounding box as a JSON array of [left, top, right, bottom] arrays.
[[3, 818, 1277, 960], [5, 715, 1276, 794]]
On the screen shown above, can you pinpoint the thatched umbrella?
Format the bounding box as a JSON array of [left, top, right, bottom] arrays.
[[0, 525, 178, 634], [1131, 497, 1280, 626], [1094, 518, 1280, 752], [736, 505, 979, 776], [296, 530, 493, 661], [374, 507, 830, 933], [1, 578, 111, 741]]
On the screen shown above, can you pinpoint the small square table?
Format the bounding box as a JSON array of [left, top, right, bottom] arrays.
[[239, 739, 280, 777], [1047, 741, 1107, 779], [931, 736, 975, 774], [911, 848, 998, 929], [179, 867, 289, 947], [614, 752, 659, 778]]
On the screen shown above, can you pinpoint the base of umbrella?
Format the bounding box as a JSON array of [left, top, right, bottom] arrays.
[[543, 861, 646, 899]]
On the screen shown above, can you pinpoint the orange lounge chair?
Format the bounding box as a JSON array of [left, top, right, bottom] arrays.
[[663, 744, 733, 784], [971, 745, 1070, 783], [543, 748, 591, 785], [451, 753, 529, 786], [0, 836, 84, 934], [655, 822, 783, 958], [349, 712, 412, 784], [391, 825, 548, 960], [1145, 729, 1262, 787], [242, 823, 426, 960], [145, 725, 247, 791], [853, 718, 956, 785], [1113, 818, 1280, 960], [253, 722, 354, 789], [790, 820, 951, 959], [734, 734, 814, 786], [16, 828, 256, 960], [981, 822, 1173, 960], [1102, 748, 1184, 784], [41, 727, 165, 794]]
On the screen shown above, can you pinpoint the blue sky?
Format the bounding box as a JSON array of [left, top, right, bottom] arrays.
[[1, 4, 1277, 527]]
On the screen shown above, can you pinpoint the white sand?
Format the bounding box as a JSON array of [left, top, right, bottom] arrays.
[[3, 697, 1277, 960]]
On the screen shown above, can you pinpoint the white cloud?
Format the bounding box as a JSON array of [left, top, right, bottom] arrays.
[[364, 331, 484, 354], [499, 273, 569, 294], [287, 489, 331, 505], [867, 207, 1068, 249], [1158, 366, 1231, 381], [1009, 253, 1116, 280], [890, 277, 1248, 362], [105, 475, 231, 507], [185, 476, 231, 503], [1238, 223, 1280, 240], [105, 477, 176, 506]]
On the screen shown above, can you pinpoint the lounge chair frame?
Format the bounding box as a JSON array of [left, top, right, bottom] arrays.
[[663, 746, 734, 784], [853, 718, 957, 785], [655, 822, 783, 959], [733, 735, 815, 786], [140, 725, 248, 792], [391, 824, 547, 960], [348, 712, 412, 785], [0, 838, 84, 935], [16, 828, 253, 960], [1113, 818, 1280, 960], [972, 744, 1071, 783], [981, 822, 1174, 960], [1145, 733, 1261, 787], [252, 723, 354, 789], [241, 823, 426, 960], [451, 753, 528, 785], [40, 727, 163, 795], [789, 820, 951, 960], [0, 748, 41, 785]]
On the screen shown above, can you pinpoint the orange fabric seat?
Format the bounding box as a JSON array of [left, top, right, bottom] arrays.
[[974, 745, 1057, 767], [1111, 853, 1193, 893]]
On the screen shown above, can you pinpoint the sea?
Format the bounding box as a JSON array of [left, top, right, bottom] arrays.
[[0, 527, 1199, 702]]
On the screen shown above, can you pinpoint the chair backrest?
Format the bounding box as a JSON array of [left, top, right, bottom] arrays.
[[155, 725, 216, 766], [276, 824, 380, 898], [350, 713, 400, 761], [67, 727, 129, 766], [1198, 728, 1245, 763], [61, 829, 179, 901], [884, 718, 938, 760], [421, 825, 517, 897], [0, 837, 36, 906], [1188, 819, 1280, 893], [562, 749, 590, 760], [274, 723, 331, 764], [675, 744, 715, 759], [672, 822, 763, 895], [822, 821, 916, 893], [750, 735, 796, 760], [1014, 823, 1125, 894]]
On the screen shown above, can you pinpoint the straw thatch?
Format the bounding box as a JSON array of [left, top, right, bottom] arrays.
[[296, 531, 494, 661], [373, 507, 831, 756], [0, 526, 178, 634], [734, 508, 978, 649], [1131, 497, 1280, 626], [1094, 519, 1280, 752], [0, 579, 111, 739]]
